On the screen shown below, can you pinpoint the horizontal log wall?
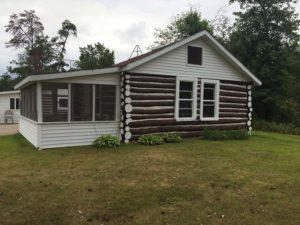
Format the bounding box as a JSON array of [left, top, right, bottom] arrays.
[[121, 72, 252, 141]]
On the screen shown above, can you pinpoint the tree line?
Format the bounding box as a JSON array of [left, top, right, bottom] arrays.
[[1, 0, 299, 126]]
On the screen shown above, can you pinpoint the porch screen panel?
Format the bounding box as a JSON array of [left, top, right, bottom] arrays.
[[95, 85, 116, 121], [42, 83, 69, 122], [71, 84, 93, 121], [20, 83, 37, 121]]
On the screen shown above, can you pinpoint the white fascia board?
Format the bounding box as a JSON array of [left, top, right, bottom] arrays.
[[0, 90, 20, 95], [14, 67, 120, 89]]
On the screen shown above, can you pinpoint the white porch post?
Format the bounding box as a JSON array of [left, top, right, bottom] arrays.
[[37, 81, 42, 123]]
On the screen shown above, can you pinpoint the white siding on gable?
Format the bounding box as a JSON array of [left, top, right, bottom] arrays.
[[130, 38, 248, 82], [19, 117, 39, 147], [40, 122, 119, 149]]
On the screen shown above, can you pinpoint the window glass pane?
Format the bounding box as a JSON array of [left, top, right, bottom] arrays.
[[179, 100, 192, 109], [203, 102, 215, 118], [95, 85, 116, 121], [187, 46, 202, 65], [16, 98, 20, 109], [179, 90, 192, 99], [180, 81, 193, 91], [179, 81, 193, 99], [203, 84, 215, 100], [179, 109, 192, 118], [10, 98, 15, 109], [58, 97, 68, 110], [71, 84, 93, 121], [42, 83, 69, 122], [179, 100, 193, 118]]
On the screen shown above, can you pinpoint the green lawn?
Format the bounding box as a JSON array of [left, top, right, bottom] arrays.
[[0, 132, 299, 225]]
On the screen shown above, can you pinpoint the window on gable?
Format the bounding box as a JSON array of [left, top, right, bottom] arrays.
[[175, 77, 197, 121], [187, 46, 202, 65], [200, 80, 220, 121]]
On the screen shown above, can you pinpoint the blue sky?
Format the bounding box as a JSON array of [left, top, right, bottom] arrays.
[[0, 0, 299, 74]]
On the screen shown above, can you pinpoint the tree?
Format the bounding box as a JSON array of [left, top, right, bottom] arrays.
[[209, 7, 233, 46], [151, 8, 213, 48], [5, 10, 77, 76], [228, 0, 300, 122], [5, 10, 46, 75], [8, 35, 56, 77], [76, 43, 115, 70], [54, 20, 77, 72], [0, 74, 15, 91]]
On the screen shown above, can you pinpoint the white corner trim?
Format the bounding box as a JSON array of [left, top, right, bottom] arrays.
[[175, 76, 198, 121], [200, 79, 220, 121]]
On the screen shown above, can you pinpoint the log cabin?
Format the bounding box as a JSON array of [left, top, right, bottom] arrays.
[[14, 31, 261, 149]]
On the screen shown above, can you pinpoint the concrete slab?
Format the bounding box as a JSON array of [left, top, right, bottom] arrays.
[[0, 124, 19, 136]]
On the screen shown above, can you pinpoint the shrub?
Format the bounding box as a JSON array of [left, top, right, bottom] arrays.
[[93, 135, 120, 148], [138, 134, 164, 145], [203, 129, 250, 140], [253, 120, 300, 136], [162, 133, 183, 143]]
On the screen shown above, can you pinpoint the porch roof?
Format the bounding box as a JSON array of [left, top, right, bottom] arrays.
[[14, 67, 120, 89]]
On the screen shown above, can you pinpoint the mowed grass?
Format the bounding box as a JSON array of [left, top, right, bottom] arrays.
[[0, 132, 299, 225]]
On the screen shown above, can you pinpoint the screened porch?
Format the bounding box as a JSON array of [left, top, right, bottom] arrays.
[[21, 82, 118, 123], [19, 79, 120, 149]]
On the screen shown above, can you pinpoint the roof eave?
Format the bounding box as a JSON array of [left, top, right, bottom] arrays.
[[0, 90, 21, 95], [14, 67, 120, 90]]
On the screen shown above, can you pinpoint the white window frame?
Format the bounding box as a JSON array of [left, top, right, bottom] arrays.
[[200, 79, 220, 121], [175, 76, 198, 121], [186, 45, 203, 67], [9, 98, 20, 110], [57, 96, 68, 111]]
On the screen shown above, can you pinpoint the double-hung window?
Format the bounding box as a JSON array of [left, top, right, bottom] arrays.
[[175, 77, 197, 121], [10, 98, 20, 110], [200, 79, 220, 121]]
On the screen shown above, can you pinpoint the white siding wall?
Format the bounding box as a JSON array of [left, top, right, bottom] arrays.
[[130, 38, 248, 82], [0, 92, 20, 123], [19, 117, 39, 147], [40, 122, 119, 149]]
